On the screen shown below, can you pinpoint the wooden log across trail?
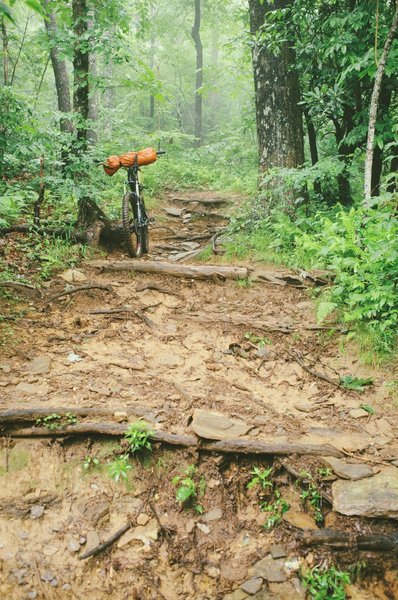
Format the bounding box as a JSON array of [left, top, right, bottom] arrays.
[[0, 406, 164, 423], [86, 259, 249, 281], [300, 528, 398, 552], [171, 311, 293, 333], [0, 422, 343, 457]]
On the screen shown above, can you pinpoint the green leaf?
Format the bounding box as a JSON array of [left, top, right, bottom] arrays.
[[360, 403, 375, 415], [25, 0, 46, 15], [176, 485, 194, 504], [0, 2, 14, 21], [317, 301, 337, 323], [340, 376, 373, 391]]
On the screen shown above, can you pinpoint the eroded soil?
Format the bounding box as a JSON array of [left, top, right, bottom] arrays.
[[1, 191, 398, 599]]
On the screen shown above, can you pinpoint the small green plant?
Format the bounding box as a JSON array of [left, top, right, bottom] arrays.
[[261, 489, 289, 529], [83, 455, 100, 470], [298, 471, 323, 523], [35, 412, 77, 430], [301, 565, 350, 599], [124, 421, 154, 454], [339, 375, 373, 392], [247, 466, 273, 490], [172, 465, 206, 512], [316, 467, 332, 477], [236, 278, 252, 288], [360, 403, 375, 415], [244, 332, 272, 347], [108, 455, 132, 482]]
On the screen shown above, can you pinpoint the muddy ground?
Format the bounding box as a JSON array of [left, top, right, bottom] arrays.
[[1, 191, 398, 599]]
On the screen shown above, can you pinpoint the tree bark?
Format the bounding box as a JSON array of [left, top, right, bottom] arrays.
[[191, 0, 203, 147], [248, 0, 304, 173], [43, 0, 74, 135], [1, 18, 9, 86], [72, 0, 89, 151], [300, 529, 398, 552], [364, 1, 398, 201], [87, 13, 98, 145]]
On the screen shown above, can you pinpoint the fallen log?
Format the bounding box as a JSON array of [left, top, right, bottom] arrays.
[[0, 423, 343, 457], [300, 528, 398, 552], [0, 406, 164, 424], [85, 260, 249, 281], [171, 311, 293, 333]]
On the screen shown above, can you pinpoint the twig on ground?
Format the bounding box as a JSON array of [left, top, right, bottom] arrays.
[[289, 350, 340, 387], [79, 520, 133, 560], [135, 281, 181, 297], [46, 284, 112, 303]]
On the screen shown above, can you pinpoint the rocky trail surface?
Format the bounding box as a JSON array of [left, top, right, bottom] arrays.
[[1, 191, 398, 599]]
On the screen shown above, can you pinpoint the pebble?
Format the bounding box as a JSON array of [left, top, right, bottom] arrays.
[[240, 577, 263, 595], [30, 505, 45, 520], [137, 513, 150, 526], [349, 408, 369, 419], [202, 508, 222, 523], [68, 540, 81, 553], [43, 543, 59, 557], [113, 411, 128, 422], [27, 592, 38, 599], [41, 571, 56, 583], [18, 531, 28, 540], [197, 523, 210, 534], [206, 566, 220, 579], [86, 531, 100, 551], [270, 545, 287, 559]]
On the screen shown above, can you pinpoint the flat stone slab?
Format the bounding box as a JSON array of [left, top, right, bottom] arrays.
[[24, 356, 52, 375], [332, 467, 398, 519], [202, 507, 222, 522], [323, 457, 375, 480], [349, 408, 369, 419], [251, 557, 287, 582], [283, 511, 318, 530], [191, 409, 249, 440], [240, 577, 263, 595]]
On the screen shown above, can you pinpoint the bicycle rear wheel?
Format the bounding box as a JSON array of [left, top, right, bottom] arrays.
[[122, 192, 149, 258]]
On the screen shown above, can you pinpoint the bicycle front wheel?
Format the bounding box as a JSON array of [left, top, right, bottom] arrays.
[[122, 192, 149, 258]]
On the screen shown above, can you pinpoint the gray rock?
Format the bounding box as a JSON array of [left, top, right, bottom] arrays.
[[251, 557, 287, 583], [41, 571, 55, 583], [27, 592, 38, 599], [191, 409, 249, 440], [24, 356, 51, 375], [60, 269, 87, 283], [197, 523, 210, 534], [68, 539, 81, 553], [349, 408, 369, 419], [240, 577, 263, 595], [323, 457, 374, 480], [270, 545, 287, 559], [49, 578, 58, 587], [30, 505, 45, 520], [223, 591, 249, 600], [332, 467, 398, 518], [202, 508, 222, 522], [86, 530, 100, 551], [18, 530, 28, 540], [15, 382, 43, 396]]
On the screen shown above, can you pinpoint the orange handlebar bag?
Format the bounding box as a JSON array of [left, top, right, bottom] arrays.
[[103, 147, 157, 176]]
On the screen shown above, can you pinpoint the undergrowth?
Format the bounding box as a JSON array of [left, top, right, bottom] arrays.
[[227, 181, 398, 358]]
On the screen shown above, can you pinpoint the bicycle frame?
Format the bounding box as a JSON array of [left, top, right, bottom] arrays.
[[125, 155, 147, 228]]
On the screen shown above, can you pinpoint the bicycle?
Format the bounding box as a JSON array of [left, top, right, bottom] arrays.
[[103, 147, 165, 257]]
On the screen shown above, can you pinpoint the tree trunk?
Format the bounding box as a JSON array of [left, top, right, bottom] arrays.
[[72, 0, 89, 152], [1, 18, 9, 86], [364, 1, 398, 201], [42, 1, 74, 136], [304, 107, 322, 196], [87, 51, 99, 145], [86, 12, 98, 145], [248, 0, 304, 173], [191, 0, 203, 147]]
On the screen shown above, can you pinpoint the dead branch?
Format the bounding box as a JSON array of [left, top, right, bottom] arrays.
[[135, 281, 181, 297], [0, 281, 41, 297], [289, 351, 340, 387], [46, 283, 113, 303], [79, 520, 133, 560], [171, 311, 293, 333], [300, 528, 398, 552], [86, 259, 249, 281], [88, 307, 157, 329], [0, 424, 342, 457]]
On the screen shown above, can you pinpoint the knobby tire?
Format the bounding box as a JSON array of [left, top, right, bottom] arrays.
[[122, 192, 149, 258]]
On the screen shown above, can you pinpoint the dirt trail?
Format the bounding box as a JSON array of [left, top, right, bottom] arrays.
[[0, 191, 398, 599]]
